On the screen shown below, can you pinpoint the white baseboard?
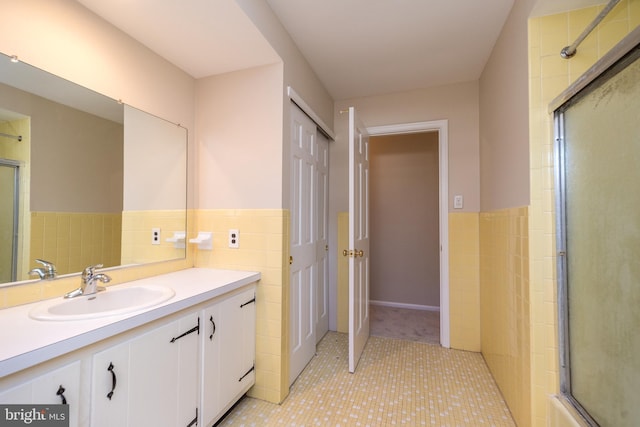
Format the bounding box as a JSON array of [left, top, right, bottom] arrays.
[[370, 300, 440, 312]]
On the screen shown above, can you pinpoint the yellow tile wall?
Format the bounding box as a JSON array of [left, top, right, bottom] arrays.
[[30, 211, 121, 276], [121, 210, 187, 265], [480, 207, 530, 427], [0, 209, 194, 309], [529, 2, 639, 425], [194, 209, 289, 404], [448, 212, 480, 352]]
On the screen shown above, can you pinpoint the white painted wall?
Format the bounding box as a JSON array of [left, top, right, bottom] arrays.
[[479, 0, 536, 211], [234, 0, 335, 210], [369, 132, 440, 307], [195, 64, 284, 209]]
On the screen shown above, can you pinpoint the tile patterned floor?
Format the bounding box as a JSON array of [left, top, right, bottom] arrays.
[[218, 332, 515, 426]]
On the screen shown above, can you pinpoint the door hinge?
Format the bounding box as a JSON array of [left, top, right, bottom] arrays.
[[186, 408, 198, 427], [170, 317, 200, 343], [239, 364, 255, 382], [240, 295, 256, 308]]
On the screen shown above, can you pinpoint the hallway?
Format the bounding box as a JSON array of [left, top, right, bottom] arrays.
[[370, 305, 440, 345], [219, 332, 514, 426]]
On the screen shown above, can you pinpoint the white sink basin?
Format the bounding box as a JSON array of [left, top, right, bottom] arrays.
[[29, 285, 175, 321]]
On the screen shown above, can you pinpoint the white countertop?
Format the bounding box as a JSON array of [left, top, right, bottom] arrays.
[[0, 268, 260, 378]]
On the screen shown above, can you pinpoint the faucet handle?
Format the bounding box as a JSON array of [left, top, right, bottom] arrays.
[[34, 259, 57, 279], [82, 264, 104, 278], [35, 258, 55, 270]]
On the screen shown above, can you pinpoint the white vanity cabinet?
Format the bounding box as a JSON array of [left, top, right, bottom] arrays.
[[0, 361, 82, 427], [91, 311, 200, 427], [0, 269, 260, 427], [201, 286, 256, 427]]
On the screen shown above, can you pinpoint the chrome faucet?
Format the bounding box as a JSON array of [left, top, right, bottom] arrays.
[[29, 259, 57, 280], [64, 264, 111, 299]]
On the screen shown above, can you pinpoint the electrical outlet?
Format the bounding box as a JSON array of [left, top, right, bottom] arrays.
[[152, 228, 161, 245], [228, 229, 239, 248]]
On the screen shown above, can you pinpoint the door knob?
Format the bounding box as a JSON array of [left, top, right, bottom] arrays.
[[343, 249, 364, 257]]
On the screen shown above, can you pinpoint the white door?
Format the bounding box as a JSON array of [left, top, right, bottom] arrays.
[[348, 107, 370, 373], [315, 132, 330, 342], [290, 105, 317, 385]]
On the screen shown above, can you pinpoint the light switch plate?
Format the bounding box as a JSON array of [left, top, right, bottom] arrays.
[[454, 195, 464, 209]]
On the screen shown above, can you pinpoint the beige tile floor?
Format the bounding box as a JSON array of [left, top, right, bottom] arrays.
[[218, 332, 515, 426]]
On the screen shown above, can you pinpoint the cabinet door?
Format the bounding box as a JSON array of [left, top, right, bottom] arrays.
[[218, 288, 256, 407], [92, 312, 200, 427], [91, 341, 130, 427], [0, 361, 81, 427], [201, 302, 222, 426], [175, 313, 200, 427], [201, 286, 256, 427], [128, 313, 199, 427]]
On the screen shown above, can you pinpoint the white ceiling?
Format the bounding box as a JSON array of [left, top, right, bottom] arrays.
[[76, 0, 281, 78], [265, 0, 514, 99], [77, 0, 609, 101]]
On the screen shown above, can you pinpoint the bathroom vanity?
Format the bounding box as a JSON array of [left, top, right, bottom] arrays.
[[0, 268, 259, 427]]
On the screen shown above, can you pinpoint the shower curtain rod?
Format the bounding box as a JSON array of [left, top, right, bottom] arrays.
[[0, 132, 22, 142], [561, 0, 621, 58]]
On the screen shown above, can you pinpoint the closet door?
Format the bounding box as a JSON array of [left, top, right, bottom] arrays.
[[289, 104, 317, 385], [315, 133, 330, 342]]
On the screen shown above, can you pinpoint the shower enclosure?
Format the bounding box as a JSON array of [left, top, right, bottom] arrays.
[[0, 159, 19, 283], [553, 28, 640, 427]]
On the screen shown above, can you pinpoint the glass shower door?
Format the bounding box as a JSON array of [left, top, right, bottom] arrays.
[[0, 160, 19, 283], [555, 45, 640, 426]]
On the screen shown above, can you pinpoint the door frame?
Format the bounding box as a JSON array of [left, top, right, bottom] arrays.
[[366, 120, 450, 348]]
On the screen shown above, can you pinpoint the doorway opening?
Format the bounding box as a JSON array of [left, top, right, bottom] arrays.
[[369, 131, 440, 344], [366, 120, 449, 347]]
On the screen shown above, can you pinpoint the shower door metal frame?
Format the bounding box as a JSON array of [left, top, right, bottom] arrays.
[[0, 158, 20, 282], [552, 28, 640, 427]]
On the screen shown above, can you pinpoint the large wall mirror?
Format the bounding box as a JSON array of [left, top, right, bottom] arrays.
[[0, 52, 187, 286]]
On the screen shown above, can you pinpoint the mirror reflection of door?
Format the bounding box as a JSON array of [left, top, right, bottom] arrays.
[[0, 160, 19, 282]]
